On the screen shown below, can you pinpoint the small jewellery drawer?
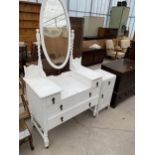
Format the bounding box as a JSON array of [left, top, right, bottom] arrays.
[[91, 79, 102, 89], [101, 78, 115, 91], [46, 93, 60, 107], [47, 96, 99, 129], [98, 90, 113, 111], [89, 87, 100, 97]]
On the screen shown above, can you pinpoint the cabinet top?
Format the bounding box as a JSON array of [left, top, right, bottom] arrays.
[[101, 59, 135, 75], [24, 77, 62, 98]]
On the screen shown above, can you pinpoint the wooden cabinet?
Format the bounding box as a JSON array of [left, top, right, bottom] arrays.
[[101, 59, 135, 108], [98, 27, 118, 39], [82, 48, 106, 66], [70, 17, 84, 58]]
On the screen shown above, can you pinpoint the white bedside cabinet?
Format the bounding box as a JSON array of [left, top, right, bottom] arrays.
[[94, 69, 116, 112]]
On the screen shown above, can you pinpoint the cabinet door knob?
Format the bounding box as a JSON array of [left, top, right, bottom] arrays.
[[52, 98, 55, 104], [102, 94, 104, 98], [89, 103, 91, 107], [96, 82, 99, 87], [60, 105, 63, 111]]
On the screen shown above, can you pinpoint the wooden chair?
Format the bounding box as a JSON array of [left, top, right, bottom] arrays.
[[120, 39, 131, 53], [105, 40, 125, 59], [19, 78, 34, 150], [19, 119, 34, 150]]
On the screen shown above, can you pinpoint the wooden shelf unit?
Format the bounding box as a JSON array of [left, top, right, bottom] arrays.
[[19, 1, 41, 52]]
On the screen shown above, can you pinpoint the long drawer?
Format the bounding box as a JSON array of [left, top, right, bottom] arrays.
[[47, 95, 99, 130], [46, 87, 100, 117]]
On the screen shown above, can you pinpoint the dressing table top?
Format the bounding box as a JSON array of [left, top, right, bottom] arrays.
[[73, 66, 103, 81], [48, 71, 90, 99]]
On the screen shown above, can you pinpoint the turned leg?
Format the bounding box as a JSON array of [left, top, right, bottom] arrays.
[[93, 105, 98, 117], [43, 133, 49, 148]]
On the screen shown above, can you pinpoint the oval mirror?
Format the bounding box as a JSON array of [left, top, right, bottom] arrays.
[[40, 0, 71, 69]]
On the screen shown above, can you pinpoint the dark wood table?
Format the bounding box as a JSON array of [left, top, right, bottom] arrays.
[[101, 59, 135, 108]]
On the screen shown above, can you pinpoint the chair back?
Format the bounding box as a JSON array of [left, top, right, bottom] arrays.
[[105, 40, 114, 50], [121, 39, 130, 53]]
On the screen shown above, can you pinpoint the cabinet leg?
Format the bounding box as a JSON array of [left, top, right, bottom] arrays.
[[93, 105, 98, 117], [43, 133, 49, 148]]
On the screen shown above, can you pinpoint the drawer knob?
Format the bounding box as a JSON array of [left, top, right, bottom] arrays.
[[52, 98, 55, 104], [89, 92, 92, 97], [89, 103, 91, 107], [96, 82, 99, 87], [108, 81, 111, 85], [60, 117, 64, 122], [60, 105, 63, 111], [102, 94, 104, 98]]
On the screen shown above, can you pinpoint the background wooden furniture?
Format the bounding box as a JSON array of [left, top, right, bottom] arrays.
[[19, 78, 34, 150], [19, 119, 34, 150], [125, 40, 135, 60], [19, 42, 27, 76], [19, 1, 40, 52], [70, 17, 84, 58], [81, 48, 106, 66], [31, 42, 44, 61], [98, 27, 118, 39], [101, 59, 135, 108]]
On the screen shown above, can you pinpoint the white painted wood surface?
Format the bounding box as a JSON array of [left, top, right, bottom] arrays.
[[23, 0, 116, 148], [94, 69, 116, 111]]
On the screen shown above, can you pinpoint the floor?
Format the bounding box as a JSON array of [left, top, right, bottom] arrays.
[[19, 61, 135, 155]]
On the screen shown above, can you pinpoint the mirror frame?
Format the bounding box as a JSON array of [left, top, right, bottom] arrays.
[[40, 0, 71, 69]]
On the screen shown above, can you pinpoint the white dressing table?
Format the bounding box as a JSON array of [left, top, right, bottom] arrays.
[[23, 0, 115, 148]]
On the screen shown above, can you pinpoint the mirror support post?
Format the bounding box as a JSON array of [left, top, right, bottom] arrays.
[[70, 30, 75, 69], [36, 29, 43, 72]]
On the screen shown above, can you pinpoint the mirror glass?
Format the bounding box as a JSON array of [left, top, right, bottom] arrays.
[[41, 0, 70, 68]]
